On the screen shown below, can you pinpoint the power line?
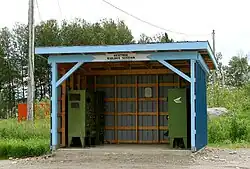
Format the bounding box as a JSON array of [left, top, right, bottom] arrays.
[[31, 0, 49, 61], [56, 0, 63, 20], [35, 0, 42, 21], [101, 0, 210, 37], [37, 54, 48, 61]]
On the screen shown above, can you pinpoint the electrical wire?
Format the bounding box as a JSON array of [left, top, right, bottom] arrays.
[[55, 0, 65, 44], [56, 0, 63, 20], [35, 0, 42, 22], [32, 0, 48, 61], [101, 0, 210, 37]]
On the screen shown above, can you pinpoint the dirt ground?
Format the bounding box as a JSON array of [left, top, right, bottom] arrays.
[[1, 145, 250, 169]]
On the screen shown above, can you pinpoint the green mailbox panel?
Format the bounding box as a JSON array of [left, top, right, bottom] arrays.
[[68, 90, 86, 146], [168, 88, 187, 148], [68, 90, 105, 147]]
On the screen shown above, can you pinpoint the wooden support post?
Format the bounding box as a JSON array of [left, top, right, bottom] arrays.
[[156, 75, 159, 143], [74, 74, 77, 90], [135, 75, 138, 143], [57, 71, 62, 147], [61, 69, 66, 147], [79, 74, 82, 90], [178, 75, 181, 88], [94, 76, 96, 92], [77, 73, 80, 90], [81, 75, 86, 89], [70, 74, 74, 90], [114, 76, 117, 143]]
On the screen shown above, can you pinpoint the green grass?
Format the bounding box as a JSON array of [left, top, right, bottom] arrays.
[[2, 83, 250, 159], [208, 142, 250, 149], [207, 83, 250, 147], [0, 119, 50, 158]]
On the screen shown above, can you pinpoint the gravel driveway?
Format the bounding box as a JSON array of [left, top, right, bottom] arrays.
[[1, 145, 250, 169]]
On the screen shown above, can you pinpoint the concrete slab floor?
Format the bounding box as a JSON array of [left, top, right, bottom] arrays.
[[58, 144, 192, 156]]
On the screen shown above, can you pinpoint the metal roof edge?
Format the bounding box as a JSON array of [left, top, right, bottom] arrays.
[[35, 41, 209, 55], [206, 41, 218, 69], [35, 41, 218, 69]]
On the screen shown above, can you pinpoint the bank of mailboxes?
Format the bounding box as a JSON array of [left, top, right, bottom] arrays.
[[68, 90, 105, 147], [68, 88, 189, 149]]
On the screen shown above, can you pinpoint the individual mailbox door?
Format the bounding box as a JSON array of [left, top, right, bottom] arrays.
[[168, 88, 187, 143]]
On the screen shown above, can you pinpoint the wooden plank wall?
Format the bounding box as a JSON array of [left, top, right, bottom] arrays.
[[57, 62, 190, 146], [95, 74, 189, 144]]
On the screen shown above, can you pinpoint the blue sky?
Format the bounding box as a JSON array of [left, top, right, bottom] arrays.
[[0, 0, 249, 64]]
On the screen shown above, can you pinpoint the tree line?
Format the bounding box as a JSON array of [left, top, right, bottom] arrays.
[[0, 18, 249, 118], [0, 18, 172, 118], [210, 51, 250, 87]]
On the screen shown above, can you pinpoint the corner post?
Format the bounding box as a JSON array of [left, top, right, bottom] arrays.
[[51, 61, 58, 151], [191, 59, 196, 152]]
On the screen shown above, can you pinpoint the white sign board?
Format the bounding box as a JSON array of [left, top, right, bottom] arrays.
[[144, 87, 152, 98], [92, 53, 151, 62]]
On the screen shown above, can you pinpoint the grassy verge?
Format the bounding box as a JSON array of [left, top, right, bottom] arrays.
[[208, 143, 250, 149], [0, 139, 50, 158], [2, 83, 250, 159], [0, 119, 50, 158], [207, 83, 250, 148]]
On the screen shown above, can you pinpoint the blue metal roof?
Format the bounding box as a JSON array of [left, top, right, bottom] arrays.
[[35, 41, 217, 68]]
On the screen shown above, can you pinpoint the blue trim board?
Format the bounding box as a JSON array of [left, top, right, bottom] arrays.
[[206, 43, 218, 69], [190, 59, 196, 152], [195, 62, 208, 150], [48, 55, 94, 63], [51, 62, 58, 151], [36, 41, 216, 69], [197, 54, 209, 74], [150, 51, 198, 60], [56, 61, 84, 87], [158, 60, 191, 82], [48, 51, 198, 64]]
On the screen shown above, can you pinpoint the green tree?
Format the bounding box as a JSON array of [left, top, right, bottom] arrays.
[[138, 33, 152, 44], [0, 18, 174, 118], [138, 32, 173, 44], [12, 23, 29, 102], [59, 18, 134, 46], [0, 42, 9, 118], [35, 20, 61, 100], [0, 27, 20, 117], [208, 52, 225, 85], [225, 55, 249, 87], [33, 18, 135, 100]]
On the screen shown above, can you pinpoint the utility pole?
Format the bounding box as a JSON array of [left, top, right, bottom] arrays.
[[212, 30, 216, 83], [212, 30, 225, 87], [27, 0, 35, 121], [212, 30, 215, 57], [212, 30, 216, 105]]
